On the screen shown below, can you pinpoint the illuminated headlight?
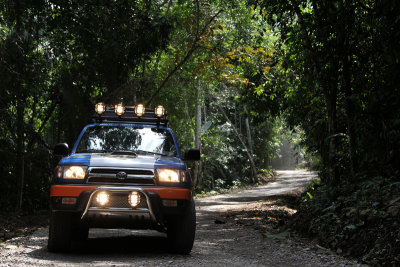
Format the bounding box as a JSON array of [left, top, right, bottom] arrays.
[[96, 191, 109, 206], [154, 105, 165, 117], [114, 103, 126, 116], [64, 166, 87, 179], [135, 104, 145, 117], [157, 169, 186, 183], [128, 192, 140, 207], [95, 102, 106, 115]]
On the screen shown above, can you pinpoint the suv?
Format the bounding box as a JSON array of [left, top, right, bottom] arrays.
[[48, 103, 200, 254]]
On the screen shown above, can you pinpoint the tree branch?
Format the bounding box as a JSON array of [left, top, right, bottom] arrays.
[[146, 9, 223, 106]]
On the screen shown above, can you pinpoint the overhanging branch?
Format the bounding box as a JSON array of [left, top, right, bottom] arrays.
[[146, 9, 223, 106]]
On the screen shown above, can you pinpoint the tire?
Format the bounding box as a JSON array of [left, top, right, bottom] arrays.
[[167, 199, 196, 254], [47, 211, 74, 252], [73, 224, 89, 241]]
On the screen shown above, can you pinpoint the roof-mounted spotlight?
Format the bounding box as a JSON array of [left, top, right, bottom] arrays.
[[95, 102, 106, 115], [135, 104, 145, 117], [114, 103, 125, 116], [154, 105, 165, 118]]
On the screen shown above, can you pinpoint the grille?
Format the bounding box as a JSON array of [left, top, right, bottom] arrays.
[[87, 168, 155, 185], [90, 169, 153, 175]]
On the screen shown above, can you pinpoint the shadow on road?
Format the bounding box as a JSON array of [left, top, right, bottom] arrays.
[[25, 231, 185, 264], [77, 234, 168, 254]]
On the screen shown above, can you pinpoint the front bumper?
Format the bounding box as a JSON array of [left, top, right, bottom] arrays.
[[50, 185, 191, 229]]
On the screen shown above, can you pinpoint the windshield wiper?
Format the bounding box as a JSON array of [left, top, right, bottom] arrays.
[[135, 150, 167, 156], [76, 149, 110, 153], [110, 151, 138, 156]]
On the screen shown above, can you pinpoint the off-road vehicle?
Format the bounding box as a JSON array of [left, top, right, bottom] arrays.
[[48, 103, 200, 254]]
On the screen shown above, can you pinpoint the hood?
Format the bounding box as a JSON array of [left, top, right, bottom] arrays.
[[59, 153, 185, 170]]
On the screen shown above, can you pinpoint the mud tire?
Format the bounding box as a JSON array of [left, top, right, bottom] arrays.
[[167, 199, 196, 254]]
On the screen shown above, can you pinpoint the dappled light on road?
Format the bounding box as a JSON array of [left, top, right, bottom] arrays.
[[197, 170, 317, 212]]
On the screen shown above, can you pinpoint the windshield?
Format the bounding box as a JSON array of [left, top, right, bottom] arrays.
[[75, 126, 177, 157]]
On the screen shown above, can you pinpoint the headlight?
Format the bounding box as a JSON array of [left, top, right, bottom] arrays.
[[61, 166, 87, 179], [157, 169, 186, 183]]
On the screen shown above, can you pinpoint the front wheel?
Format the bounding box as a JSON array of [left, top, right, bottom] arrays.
[[48, 212, 87, 252], [47, 211, 74, 252], [167, 199, 196, 254]]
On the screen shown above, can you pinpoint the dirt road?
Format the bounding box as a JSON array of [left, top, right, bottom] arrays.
[[0, 170, 363, 266]]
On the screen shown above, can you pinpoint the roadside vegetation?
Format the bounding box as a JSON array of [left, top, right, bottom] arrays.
[[295, 175, 400, 265], [1, 0, 399, 265]]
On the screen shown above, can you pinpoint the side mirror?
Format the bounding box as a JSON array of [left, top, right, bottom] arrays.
[[184, 148, 200, 161], [54, 143, 69, 156]]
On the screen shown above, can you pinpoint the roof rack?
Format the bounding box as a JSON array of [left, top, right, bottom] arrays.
[[92, 105, 168, 126]]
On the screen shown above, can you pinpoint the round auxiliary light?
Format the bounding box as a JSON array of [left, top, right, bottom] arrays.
[[154, 105, 165, 118], [114, 103, 125, 116], [96, 191, 109, 206], [95, 102, 106, 115], [128, 192, 140, 207], [135, 104, 145, 117]]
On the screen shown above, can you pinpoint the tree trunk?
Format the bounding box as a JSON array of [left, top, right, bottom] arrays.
[[325, 91, 338, 186], [338, 1, 357, 180], [244, 106, 254, 156], [244, 107, 257, 183], [15, 0, 24, 211], [16, 99, 25, 211], [342, 54, 357, 180], [193, 80, 202, 190]]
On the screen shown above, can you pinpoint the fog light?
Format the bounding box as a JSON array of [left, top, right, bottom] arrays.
[[95, 102, 106, 115], [154, 105, 165, 118], [135, 104, 145, 117], [128, 192, 140, 207], [114, 103, 125, 116], [96, 191, 109, 206]]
